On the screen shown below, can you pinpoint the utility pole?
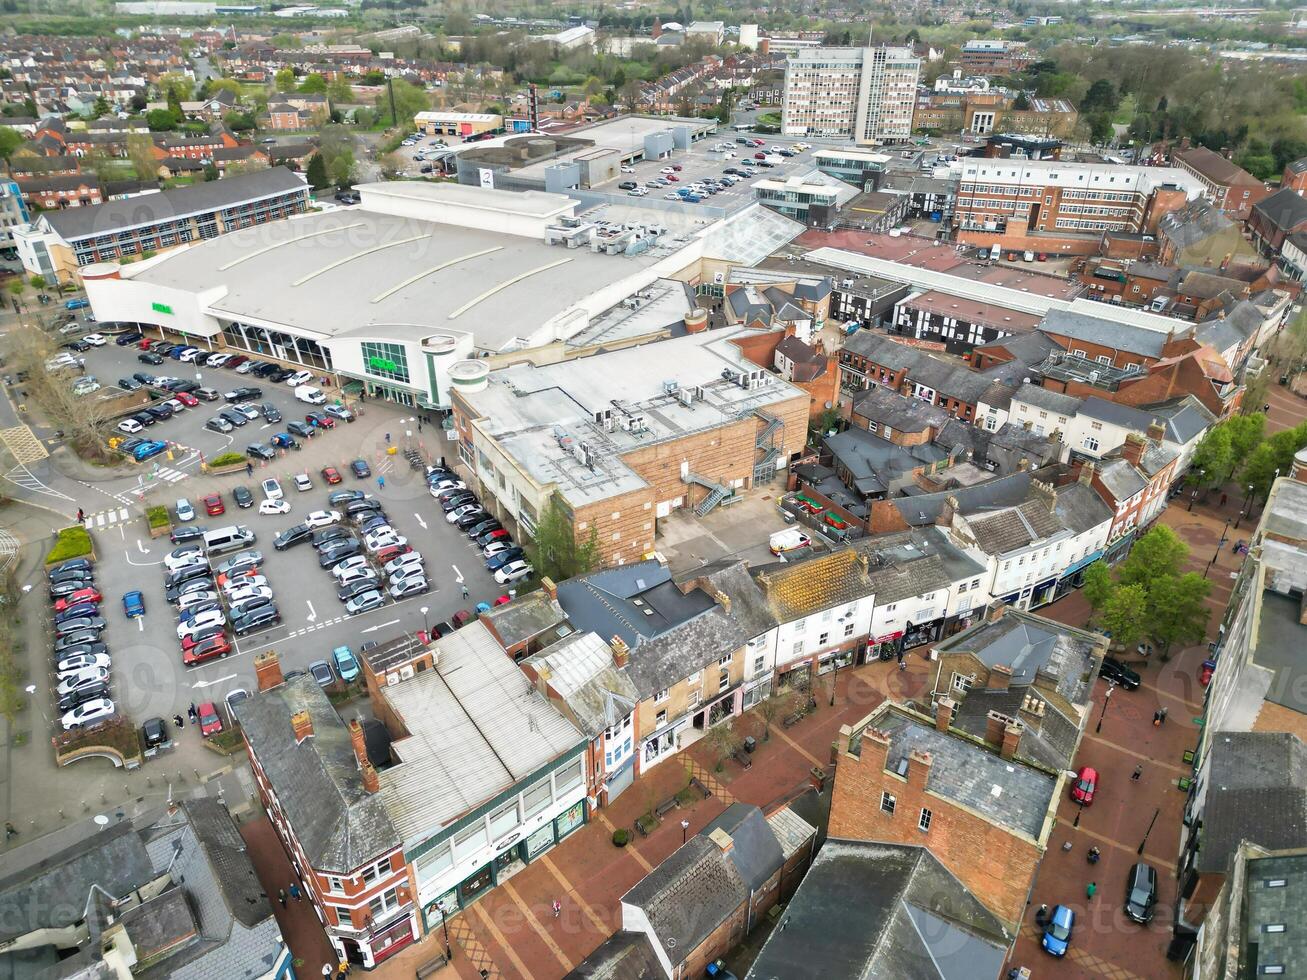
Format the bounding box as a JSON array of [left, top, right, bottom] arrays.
[[386, 76, 398, 127]]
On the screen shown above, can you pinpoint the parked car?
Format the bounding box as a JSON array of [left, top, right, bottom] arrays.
[[1041, 905, 1074, 957], [293, 473, 313, 492], [169, 525, 206, 545], [202, 493, 225, 516], [286, 420, 314, 439], [197, 701, 223, 737], [205, 416, 233, 434], [1070, 766, 1098, 806], [344, 590, 384, 615], [308, 660, 335, 687], [321, 466, 343, 485], [246, 443, 275, 461], [61, 697, 115, 731], [1098, 657, 1140, 690], [183, 634, 232, 666], [350, 459, 371, 478], [332, 645, 361, 682], [122, 590, 145, 618], [1124, 862, 1157, 923], [324, 405, 354, 422], [494, 560, 533, 585]]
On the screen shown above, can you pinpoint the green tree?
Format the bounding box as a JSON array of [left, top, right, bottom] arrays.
[[202, 162, 219, 182], [1223, 414, 1266, 469], [224, 110, 256, 132], [1014, 90, 1032, 110], [529, 494, 601, 582], [1099, 583, 1149, 650], [329, 150, 356, 188], [1081, 560, 1114, 616], [145, 108, 177, 131], [1186, 424, 1233, 488], [704, 722, 742, 772], [1117, 525, 1189, 590], [127, 133, 159, 180], [305, 152, 329, 189], [92, 96, 110, 118], [166, 86, 184, 121], [275, 68, 297, 93], [1242, 423, 1307, 498], [1148, 572, 1211, 657], [29, 274, 45, 291], [1081, 78, 1119, 113], [1087, 112, 1113, 146], [327, 76, 354, 106], [0, 127, 22, 168], [208, 78, 243, 100], [374, 79, 430, 127], [299, 73, 328, 95]]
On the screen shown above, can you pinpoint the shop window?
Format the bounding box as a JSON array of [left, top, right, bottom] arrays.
[[415, 843, 452, 882], [454, 823, 488, 860], [361, 340, 411, 384], [489, 801, 519, 840]]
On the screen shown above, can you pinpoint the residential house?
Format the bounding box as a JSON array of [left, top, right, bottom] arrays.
[[1249, 188, 1307, 259], [1080, 427, 1179, 553], [744, 840, 1013, 980], [16, 173, 102, 210], [1172, 146, 1270, 220], [578, 803, 815, 980], [930, 607, 1106, 771], [829, 699, 1062, 931]]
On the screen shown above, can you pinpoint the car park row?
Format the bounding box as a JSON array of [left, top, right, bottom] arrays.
[[47, 557, 118, 732]]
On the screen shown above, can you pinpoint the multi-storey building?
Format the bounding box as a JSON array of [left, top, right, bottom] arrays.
[[0, 180, 30, 250], [958, 39, 1034, 75], [14, 166, 309, 283], [782, 46, 921, 146], [1171, 145, 1270, 221], [952, 158, 1205, 251]]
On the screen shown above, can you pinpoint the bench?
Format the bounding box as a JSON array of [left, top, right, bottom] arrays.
[[689, 776, 711, 798], [732, 748, 752, 770], [655, 797, 679, 819], [783, 711, 806, 729]]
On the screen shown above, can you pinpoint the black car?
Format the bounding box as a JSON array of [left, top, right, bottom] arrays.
[[440, 491, 476, 512], [466, 518, 501, 539], [350, 459, 371, 478], [274, 524, 313, 550], [1124, 862, 1157, 923], [338, 578, 380, 601], [169, 525, 207, 544], [270, 368, 296, 383], [1099, 657, 1141, 691], [232, 605, 280, 635], [261, 403, 282, 423], [54, 615, 106, 636], [145, 404, 173, 421], [49, 569, 95, 589], [53, 641, 108, 661], [345, 499, 384, 518], [57, 681, 109, 714], [312, 526, 353, 549], [117, 377, 142, 391], [131, 412, 157, 428], [133, 372, 157, 386], [618, 180, 638, 190], [219, 408, 248, 427], [286, 420, 314, 439], [318, 540, 361, 568], [115, 332, 143, 346], [49, 578, 96, 600], [171, 380, 200, 394], [229, 486, 252, 509], [254, 362, 281, 378], [246, 443, 276, 461], [225, 387, 263, 403], [166, 578, 214, 605], [165, 563, 212, 589], [54, 631, 104, 654], [141, 717, 170, 749], [138, 352, 164, 365], [486, 549, 527, 574], [455, 509, 490, 531], [49, 558, 93, 578], [328, 489, 367, 506]]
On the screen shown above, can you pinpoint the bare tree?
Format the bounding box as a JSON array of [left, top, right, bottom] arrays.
[[704, 723, 742, 772], [755, 686, 797, 742], [10, 326, 120, 461]]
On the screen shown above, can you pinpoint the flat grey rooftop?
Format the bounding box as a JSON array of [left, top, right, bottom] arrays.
[[461, 327, 807, 505], [126, 206, 671, 352], [377, 621, 584, 844]]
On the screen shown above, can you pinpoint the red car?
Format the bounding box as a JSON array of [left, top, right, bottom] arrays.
[[321, 465, 343, 485], [175, 391, 199, 407], [666, 174, 679, 182], [373, 543, 414, 564], [183, 634, 232, 666], [306, 412, 335, 429], [181, 629, 226, 652], [197, 701, 223, 736], [1070, 766, 1098, 806], [492, 594, 511, 606], [202, 493, 225, 516], [54, 588, 103, 612], [754, 152, 766, 159], [480, 528, 510, 544], [215, 568, 258, 589]]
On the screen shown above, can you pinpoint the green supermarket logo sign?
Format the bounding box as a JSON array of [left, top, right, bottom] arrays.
[[151, 301, 173, 315], [368, 355, 399, 372]]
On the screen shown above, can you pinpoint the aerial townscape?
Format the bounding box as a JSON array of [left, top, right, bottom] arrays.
[[2, 0, 1307, 978]]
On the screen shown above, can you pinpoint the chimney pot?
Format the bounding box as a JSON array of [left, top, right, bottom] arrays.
[[934, 696, 956, 732], [254, 650, 284, 692], [541, 576, 558, 600], [987, 663, 1014, 690], [1000, 721, 1023, 761], [348, 716, 368, 770], [290, 709, 313, 745], [984, 709, 1009, 747], [708, 828, 733, 853], [610, 635, 630, 668], [907, 749, 932, 786], [1121, 432, 1146, 467], [360, 760, 380, 794]]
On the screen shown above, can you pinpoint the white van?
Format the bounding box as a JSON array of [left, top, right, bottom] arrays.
[[203, 525, 256, 556], [294, 385, 327, 405], [989, 243, 1002, 261]]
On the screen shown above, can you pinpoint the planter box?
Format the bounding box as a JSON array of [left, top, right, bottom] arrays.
[[147, 519, 173, 539], [203, 461, 248, 476]]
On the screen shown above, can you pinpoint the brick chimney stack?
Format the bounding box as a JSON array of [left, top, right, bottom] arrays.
[[541, 576, 558, 601], [360, 760, 380, 794], [987, 663, 1014, 690], [1000, 721, 1023, 761], [611, 635, 630, 668], [934, 696, 956, 732], [860, 727, 892, 770], [1121, 432, 1146, 467], [1146, 421, 1165, 444], [348, 716, 368, 770], [1078, 460, 1095, 486], [935, 494, 960, 527], [291, 710, 313, 745], [254, 650, 284, 692], [984, 710, 1009, 748], [906, 749, 932, 787]]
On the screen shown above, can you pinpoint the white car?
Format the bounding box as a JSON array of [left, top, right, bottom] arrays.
[[364, 531, 406, 552], [304, 510, 342, 529], [164, 551, 207, 573], [261, 478, 283, 501], [227, 585, 273, 605], [663, 192, 680, 200], [175, 497, 195, 522], [620, 165, 635, 173], [55, 652, 112, 674], [447, 504, 482, 524], [222, 574, 266, 594], [286, 370, 313, 386], [176, 590, 218, 610], [258, 498, 290, 515], [337, 566, 379, 588], [177, 610, 225, 639], [660, 167, 675, 175], [62, 697, 115, 730], [331, 555, 371, 580], [383, 552, 425, 576], [208, 353, 232, 367], [82, 333, 106, 346], [234, 404, 260, 420], [57, 667, 109, 697], [164, 398, 186, 413], [72, 378, 101, 396], [494, 560, 534, 585], [235, 361, 257, 374], [117, 419, 143, 434], [179, 348, 204, 362]]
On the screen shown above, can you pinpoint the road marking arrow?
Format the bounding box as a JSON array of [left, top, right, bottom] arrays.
[[306, 600, 317, 623], [191, 673, 238, 689], [414, 512, 427, 530], [361, 618, 401, 634], [452, 564, 464, 584]]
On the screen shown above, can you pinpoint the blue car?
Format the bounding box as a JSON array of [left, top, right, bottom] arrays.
[[122, 591, 145, 618], [133, 440, 168, 462], [65, 297, 89, 311], [332, 645, 360, 683], [1042, 905, 1074, 957]]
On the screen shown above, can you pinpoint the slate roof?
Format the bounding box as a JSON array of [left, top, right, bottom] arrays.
[[1195, 313, 1247, 354], [565, 931, 663, 979], [974, 330, 1060, 367], [41, 166, 306, 241], [1253, 188, 1307, 235], [480, 589, 568, 649], [233, 676, 400, 874], [522, 632, 638, 737], [622, 804, 797, 960], [1175, 146, 1263, 187], [842, 331, 924, 372], [756, 548, 878, 623], [824, 427, 948, 495], [745, 841, 1010, 980], [1039, 309, 1169, 358], [937, 609, 1101, 704], [775, 334, 827, 382], [859, 707, 1058, 839], [893, 466, 1062, 526], [1096, 458, 1147, 501], [1198, 731, 1307, 874], [851, 384, 951, 434], [1148, 395, 1215, 445], [1011, 383, 1082, 416], [554, 560, 713, 649], [1158, 198, 1233, 249], [1077, 395, 1159, 430], [1054, 481, 1113, 535], [963, 498, 1064, 555]]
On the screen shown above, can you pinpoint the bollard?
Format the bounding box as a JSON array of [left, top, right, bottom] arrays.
[[58, 809, 64, 820], [100, 793, 106, 804]]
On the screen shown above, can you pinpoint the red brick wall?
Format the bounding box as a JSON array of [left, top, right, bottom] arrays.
[[828, 731, 1044, 929]]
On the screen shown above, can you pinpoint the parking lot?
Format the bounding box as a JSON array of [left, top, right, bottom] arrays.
[[614, 133, 823, 207], [38, 336, 507, 731]]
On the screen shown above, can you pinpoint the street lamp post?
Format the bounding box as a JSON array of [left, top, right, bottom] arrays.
[[1138, 807, 1160, 855], [435, 901, 453, 962], [420, 605, 429, 636], [681, 819, 690, 844], [1095, 683, 1115, 734]]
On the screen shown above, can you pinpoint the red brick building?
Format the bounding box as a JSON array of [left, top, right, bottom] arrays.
[[829, 700, 1062, 931], [1172, 146, 1271, 221], [16, 174, 102, 210]]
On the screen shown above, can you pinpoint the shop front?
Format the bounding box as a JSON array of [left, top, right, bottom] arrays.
[[902, 619, 942, 650], [691, 686, 742, 733], [817, 644, 858, 675], [641, 717, 690, 770], [777, 660, 814, 688], [867, 630, 903, 662], [1103, 529, 1136, 565], [1054, 549, 1104, 601]]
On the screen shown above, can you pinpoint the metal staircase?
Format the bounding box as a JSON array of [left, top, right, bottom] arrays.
[[753, 410, 784, 484], [686, 471, 734, 516]]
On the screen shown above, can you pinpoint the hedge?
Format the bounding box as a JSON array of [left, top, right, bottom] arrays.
[[46, 526, 92, 564], [146, 505, 169, 529], [209, 451, 245, 467]]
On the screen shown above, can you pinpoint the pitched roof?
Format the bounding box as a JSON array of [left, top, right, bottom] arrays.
[[936, 609, 1101, 703], [756, 548, 878, 623], [1253, 187, 1307, 235], [1011, 383, 1082, 416], [1096, 457, 1147, 500], [40, 165, 305, 242], [1039, 308, 1169, 358], [522, 632, 638, 737], [566, 931, 663, 979], [1174, 146, 1264, 187], [744, 841, 1011, 980], [1158, 198, 1233, 249], [233, 676, 400, 874], [963, 498, 1064, 555], [1199, 731, 1307, 873]]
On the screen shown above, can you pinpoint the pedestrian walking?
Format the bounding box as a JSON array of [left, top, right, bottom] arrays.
[[552, 899, 562, 918], [277, 889, 287, 908], [1132, 764, 1143, 781], [1153, 708, 1162, 726], [384, 432, 390, 443], [1159, 706, 1168, 725], [173, 714, 184, 729], [1220, 492, 1228, 507], [187, 702, 197, 722], [289, 883, 301, 902], [461, 584, 469, 600], [5, 822, 16, 839], [245, 461, 253, 477], [1086, 882, 1097, 899], [1034, 904, 1049, 929], [76, 507, 84, 522], [1264, 402, 1271, 413], [377, 475, 385, 489]]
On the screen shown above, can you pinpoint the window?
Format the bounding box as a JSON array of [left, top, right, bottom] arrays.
[[555, 756, 583, 794], [325, 875, 345, 894], [792, 641, 804, 657], [753, 655, 766, 673], [654, 688, 669, 703], [951, 673, 974, 693], [523, 779, 552, 817], [454, 822, 488, 859], [918, 808, 932, 832], [718, 653, 732, 667], [880, 792, 896, 815], [655, 709, 667, 726], [360, 341, 410, 384], [719, 670, 730, 692], [368, 885, 402, 922], [843, 621, 855, 637], [414, 843, 452, 882], [489, 801, 520, 839], [687, 670, 701, 685], [818, 632, 829, 646], [1083, 437, 1100, 452]]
